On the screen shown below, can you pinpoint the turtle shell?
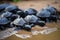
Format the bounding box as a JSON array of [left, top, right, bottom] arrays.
[[0, 3, 10, 12], [24, 15, 39, 24], [1, 11, 12, 18], [44, 5, 57, 15], [24, 8, 37, 15], [5, 5, 19, 13], [13, 18, 26, 26], [10, 14, 20, 21], [16, 10, 26, 18], [0, 17, 10, 25], [37, 9, 51, 18]]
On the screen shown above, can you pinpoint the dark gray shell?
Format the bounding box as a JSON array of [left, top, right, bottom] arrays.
[[0, 17, 9, 25], [16, 10, 26, 18], [37, 21, 45, 27], [13, 18, 26, 26], [24, 15, 39, 23], [44, 5, 56, 15], [10, 14, 20, 21], [24, 25, 31, 28], [1, 11, 12, 18], [5, 5, 18, 12], [0, 3, 10, 11], [24, 8, 37, 15], [24, 25, 31, 31], [37, 9, 51, 17]]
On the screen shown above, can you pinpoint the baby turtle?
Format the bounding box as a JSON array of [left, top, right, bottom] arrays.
[[1, 11, 12, 19], [24, 15, 39, 24], [0, 17, 10, 30], [1, 12, 19, 21], [43, 5, 58, 22], [36, 9, 51, 22], [11, 18, 26, 29], [24, 15, 45, 27], [24, 8, 37, 15], [5, 5, 19, 14], [44, 5, 57, 15]]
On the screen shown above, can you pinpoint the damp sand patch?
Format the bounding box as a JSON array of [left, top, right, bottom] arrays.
[[32, 27, 58, 35], [14, 27, 58, 39], [40, 27, 57, 34], [0, 27, 18, 39], [15, 34, 32, 39]]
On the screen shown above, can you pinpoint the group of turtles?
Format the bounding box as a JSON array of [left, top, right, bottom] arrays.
[[0, 3, 59, 31]]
